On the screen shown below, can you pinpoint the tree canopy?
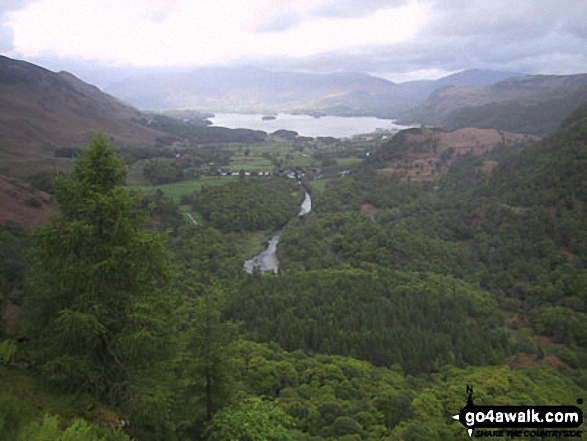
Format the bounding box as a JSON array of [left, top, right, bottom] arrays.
[[22, 135, 183, 425]]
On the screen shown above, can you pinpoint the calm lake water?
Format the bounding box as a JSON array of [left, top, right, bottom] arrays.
[[209, 113, 410, 138]]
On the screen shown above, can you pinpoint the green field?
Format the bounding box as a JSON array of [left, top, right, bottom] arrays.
[[333, 157, 364, 167], [225, 141, 330, 170], [288, 153, 321, 168], [307, 178, 330, 192], [224, 141, 291, 154], [228, 154, 274, 171], [130, 176, 238, 202]]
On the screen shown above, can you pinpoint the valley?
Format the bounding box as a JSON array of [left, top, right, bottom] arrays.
[[0, 54, 586, 441]]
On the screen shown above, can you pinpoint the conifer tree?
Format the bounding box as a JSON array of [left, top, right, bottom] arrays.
[[176, 285, 236, 438], [23, 134, 183, 425]]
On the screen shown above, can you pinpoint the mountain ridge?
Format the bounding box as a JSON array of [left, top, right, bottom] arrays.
[[104, 66, 523, 115], [0, 56, 167, 178], [401, 73, 587, 134]]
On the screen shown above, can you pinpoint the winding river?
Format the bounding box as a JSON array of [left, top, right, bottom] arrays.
[[244, 191, 311, 274]]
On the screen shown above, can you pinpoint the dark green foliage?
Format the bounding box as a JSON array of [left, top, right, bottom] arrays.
[[279, 211, 478, 279], [14, 414, 131, 441], [227, 269, 507, 374], [181, 288, 236, 431], [0, 365, 133, 441], [26, 170, 62, 193], [5, 99, 587, 440], [169, 225, 242, 293], [0, 221, 29, 308], [402, 421, 445, 441], [227, 341, 587, 440], [273, 129, 299, 140], [142, 158, 180, 185], [278, 100, 587, 352], [188, 144, 233, 167], [142, 114, 267, 144], [0, 393, 32, 440], [205, 395, 294, 441], [193, 178, 300, 232], [312, 169, 427, 214], [453, 103, 587, 312], [533, 306, 587, 345], [22, 135, 184, 428], [137, 189, 184, 231], [328, 416, 362, 438]]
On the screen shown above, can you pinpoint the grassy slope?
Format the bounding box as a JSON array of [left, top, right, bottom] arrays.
[[130, 176, 239, 203], [0, 364, 125, 438]]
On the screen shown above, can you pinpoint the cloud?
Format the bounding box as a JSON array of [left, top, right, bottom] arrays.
[[6, 0, 427, 66], [422, 0, 586, 40], [3, 0, 587, 80], [412, 0, 587, 74], [250, 0, 587, 78], [0, 0, 31, 52], [0, 0, 30, 15], [310, 0, 410, 19], [255, 11, 303, 33], [0, 26, 14, 52]]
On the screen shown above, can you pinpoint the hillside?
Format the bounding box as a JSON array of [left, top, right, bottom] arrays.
[[366, 126, 536, 181], [443, 85, 587, 135], [2, 94, 587, 439], [485, 99, 587, 214], [104, 67, 521, 115], [0, 56, 166, 178], [402, 73, 587, 134], [275, 99, 587, 365], [0, 175, 55, 228]]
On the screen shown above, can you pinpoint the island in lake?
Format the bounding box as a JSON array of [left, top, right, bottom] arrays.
[[262, 115, 277, 120]]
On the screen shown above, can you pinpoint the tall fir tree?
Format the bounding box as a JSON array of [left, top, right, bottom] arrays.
[[175, 285, 236, 439], [23, 134, 184, 429]]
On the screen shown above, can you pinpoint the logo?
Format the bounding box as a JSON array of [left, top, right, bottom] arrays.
[[452, 385, 584, 438]]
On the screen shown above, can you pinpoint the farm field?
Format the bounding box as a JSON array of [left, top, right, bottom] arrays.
[[306, 178, 330, 192], [131, 175, 239, 202]]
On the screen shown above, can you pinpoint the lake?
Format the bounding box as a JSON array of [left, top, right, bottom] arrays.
[[209, 113, 411, 138]]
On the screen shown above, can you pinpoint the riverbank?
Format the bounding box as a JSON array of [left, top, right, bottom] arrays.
[[244, 189, 312, 274]]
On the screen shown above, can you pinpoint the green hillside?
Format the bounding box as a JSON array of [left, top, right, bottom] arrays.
[[2, 101, 587, 440], [444, 85, 587, 135], [402, 74, 587, 135]]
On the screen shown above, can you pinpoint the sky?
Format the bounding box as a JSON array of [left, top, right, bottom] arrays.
[[1, 0, 586, 85]]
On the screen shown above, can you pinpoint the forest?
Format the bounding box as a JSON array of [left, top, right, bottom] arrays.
[[1, 100, 587, 440]]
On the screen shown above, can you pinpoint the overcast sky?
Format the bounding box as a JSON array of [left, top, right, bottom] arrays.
[[1, 0, 586, 84]]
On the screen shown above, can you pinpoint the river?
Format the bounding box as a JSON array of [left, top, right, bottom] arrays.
[[244, 191, 311, 274]]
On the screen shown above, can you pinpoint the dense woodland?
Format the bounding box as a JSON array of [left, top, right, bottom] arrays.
[[189, 179, 301, 232], [1, 100, 587, 440]]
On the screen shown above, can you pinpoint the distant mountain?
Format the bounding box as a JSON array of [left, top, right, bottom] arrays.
[[0, 56, 166, 178], [104, 67, 522, 116], [381, 69, 523, 110], [401, 73, 587, 135], [105, 67, 400, 113]]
